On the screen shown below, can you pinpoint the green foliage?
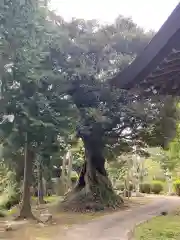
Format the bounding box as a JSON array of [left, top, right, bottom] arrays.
[[0, 162, 17, 193], [71, 139, 85, 173], [0, 2, 77, 204], [140, 97, 179, 149], [151, 181, 163, 194], [49, 12, 171, 162], [163, 123, 180, 171], [140, 181, 163, 195], [140, 183, 151, 194], [173, 179, 180, 196], [70, 171, 79, 183], [107, 159, 128, 183], [0, 187, 20, 210], [150, 106, 180, 174], [144, 156, 166, 181], [0, 161, 20, 210], [0, 0, 76, 159]]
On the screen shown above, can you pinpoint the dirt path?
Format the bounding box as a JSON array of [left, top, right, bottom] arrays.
[[57, 196, 180, 240]]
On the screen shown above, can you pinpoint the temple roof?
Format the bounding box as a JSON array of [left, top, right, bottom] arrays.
[[111, 3, 180, 95]]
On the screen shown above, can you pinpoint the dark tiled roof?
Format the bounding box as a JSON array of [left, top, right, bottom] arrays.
[[110, 3, 180, 95], [138, 48, 180, 95]]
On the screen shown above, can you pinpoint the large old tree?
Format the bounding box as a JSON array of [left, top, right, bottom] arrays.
[[48, 15, 178, 210]]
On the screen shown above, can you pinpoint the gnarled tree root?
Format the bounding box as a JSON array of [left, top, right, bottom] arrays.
[[59, 172, 124, 212], [15, 207, 41, 222]]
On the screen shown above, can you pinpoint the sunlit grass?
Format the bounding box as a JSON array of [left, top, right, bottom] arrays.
[[135, 210, 180, 239]]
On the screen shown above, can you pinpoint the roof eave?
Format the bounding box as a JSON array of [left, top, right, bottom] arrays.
[[110, 3, 180, 89]]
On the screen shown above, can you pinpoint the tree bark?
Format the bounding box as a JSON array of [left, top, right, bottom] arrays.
[[19, 133, 35, 219], [67, 150, 73, 190], [38, 161, 45, 204], [77, 140, 106, 184], [62, 137, 123, 211], [57, 153, 66, 196]]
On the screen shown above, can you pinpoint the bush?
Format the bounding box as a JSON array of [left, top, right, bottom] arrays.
[[0, 194, 19, 210], [151, 181, 163, 194], [173, 179, 180, 196], [140, 183, 151, 194], [71, 175, 78, 184], [0, 186, 20, 210], [0, 162, 20, 210], [6, 193, 20, 209], [71, 171, 79, 184]]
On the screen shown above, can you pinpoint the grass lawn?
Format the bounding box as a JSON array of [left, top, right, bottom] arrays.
[[135, 211, 180, 239]]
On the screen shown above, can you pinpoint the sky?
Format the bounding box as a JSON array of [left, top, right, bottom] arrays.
[[50, 0, 180, 31]]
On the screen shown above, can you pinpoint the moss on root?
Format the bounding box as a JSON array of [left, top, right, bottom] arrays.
[[59, 172, 123, 212]]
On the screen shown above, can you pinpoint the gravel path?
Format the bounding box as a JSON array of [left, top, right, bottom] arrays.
[[56, 196, 180, 240]]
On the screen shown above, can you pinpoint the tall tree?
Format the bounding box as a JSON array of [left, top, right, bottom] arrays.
[[46, 14, 178, 211], [0, 0, 76, 218]]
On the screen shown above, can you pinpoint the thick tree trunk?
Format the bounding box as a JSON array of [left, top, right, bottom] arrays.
[[57, 153, 66, 196], [62, 137, 123, 211], [43, 178, 47, 196], [38, 162, 45, 205], [67, 150, 73, 190], [19, 134, 35, 219]]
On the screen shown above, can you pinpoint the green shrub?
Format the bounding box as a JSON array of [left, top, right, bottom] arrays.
[[6, 193, 20, 209], [140, 183, 151, 194], [0, 194, 9, 209], [70, 171, 79, 183], [0, 162, 20, 210], [71, 175, 78, 183], [173, 179, 180, 196], [0, 194, 19, 210], [0, 163, 17, 192], [151, 181, 163, 194], [0, 186, 20, 210]]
